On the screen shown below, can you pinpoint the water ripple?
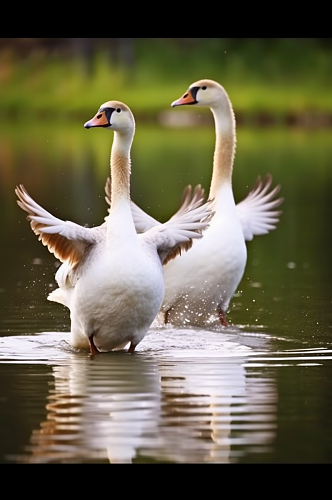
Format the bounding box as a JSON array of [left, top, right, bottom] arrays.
[[1, 327, 331, 463]]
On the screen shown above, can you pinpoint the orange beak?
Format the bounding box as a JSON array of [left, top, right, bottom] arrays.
[[84, 110, 109, 128], [171, 89, 197, 107]]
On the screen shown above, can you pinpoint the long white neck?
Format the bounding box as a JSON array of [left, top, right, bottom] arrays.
[[109, 131, 132, 206], [107, 130, 136, 239], [208, 97, 236, 200]]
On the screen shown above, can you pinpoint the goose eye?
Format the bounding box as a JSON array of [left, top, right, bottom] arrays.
[[116, 108, 121, 113], [202, 86, 207, 90]]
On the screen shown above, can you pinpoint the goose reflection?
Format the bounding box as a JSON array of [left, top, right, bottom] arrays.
[[155, 357, 277, 462], [17, 329, 277, 463], [23, 352, 161, 463]]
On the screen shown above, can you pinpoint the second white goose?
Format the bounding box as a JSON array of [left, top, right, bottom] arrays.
[[129, 79, 284, 327]]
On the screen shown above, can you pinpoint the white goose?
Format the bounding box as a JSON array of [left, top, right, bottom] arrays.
[[15, 100, 213, 354], [130, 79, 284, 327]]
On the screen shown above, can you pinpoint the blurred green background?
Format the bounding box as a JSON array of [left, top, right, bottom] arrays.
[[1, 39, 332, 465], [1, 37, 332, 123]]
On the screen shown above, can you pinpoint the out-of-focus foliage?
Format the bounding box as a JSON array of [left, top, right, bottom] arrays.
[[0, 38, 332, 121]]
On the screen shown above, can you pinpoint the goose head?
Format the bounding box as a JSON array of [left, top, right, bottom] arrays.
[[84, 100, 135, 136], [171, 79, 229, 110]]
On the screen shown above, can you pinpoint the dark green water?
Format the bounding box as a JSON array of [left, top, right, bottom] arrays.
[[0, 119, 331, 463]]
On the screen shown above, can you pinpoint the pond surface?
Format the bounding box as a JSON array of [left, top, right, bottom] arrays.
[[0, 118, 331, 463]]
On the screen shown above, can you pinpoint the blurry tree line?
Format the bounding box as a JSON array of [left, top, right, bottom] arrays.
[[1, 37, 332, 78], [1, 38, 331, 120], [0, 38, 136, 77]]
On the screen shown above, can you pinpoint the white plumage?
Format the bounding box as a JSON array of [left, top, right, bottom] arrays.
[[16, 100, 213, 353], [129, 79, 284, 327]]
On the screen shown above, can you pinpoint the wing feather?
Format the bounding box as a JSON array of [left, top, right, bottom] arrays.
[[140, 199, 214, 265], [236, 174, 284, 241], [15, 184, 98, 266], [106, 173, 283, 244]]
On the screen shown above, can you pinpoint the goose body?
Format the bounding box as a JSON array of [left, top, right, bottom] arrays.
[[16, 100, 213, 353], [161, 183, 246, 325], [130, 79, 283, 327]]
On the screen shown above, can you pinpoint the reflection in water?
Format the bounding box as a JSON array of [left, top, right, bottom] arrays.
[[26, 354, 161, 463], [3, 328, 278, 463], [156, 358, 276, 463]]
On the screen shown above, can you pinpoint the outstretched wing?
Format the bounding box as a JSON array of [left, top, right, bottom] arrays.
[[105, 175, 206, 232], [15, 184, 102, 267], [130, 184, 206, 232], [140, 199, 214, 265], [128, 202, 161, 233], [168, 184, 206, 219], [106, 173, 283, 243], [236, 174, 284, 241]]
